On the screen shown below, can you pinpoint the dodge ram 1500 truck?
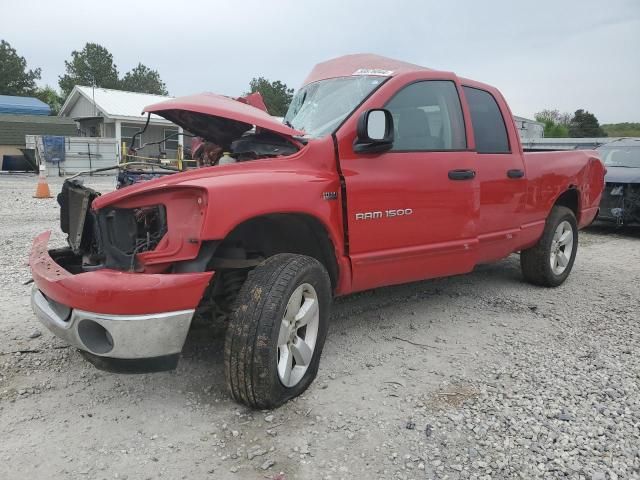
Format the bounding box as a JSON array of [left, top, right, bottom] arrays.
[[29, 54, 605, 408]]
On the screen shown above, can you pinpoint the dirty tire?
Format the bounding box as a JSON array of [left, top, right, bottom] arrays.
[[521, 206, 578, 287], [224, 253, 331, 409]]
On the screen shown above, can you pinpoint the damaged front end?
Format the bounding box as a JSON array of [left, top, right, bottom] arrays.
[[29, 91, 310, 372], [598, 182, 640, 226], [596, 140, 640, 227], [30, 177, 214, 372], [56, 179, 206, 273], [30, 180, 213, 371]]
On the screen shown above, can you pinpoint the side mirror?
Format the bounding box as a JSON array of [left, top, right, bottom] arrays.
[[354, 109, 394, 153]]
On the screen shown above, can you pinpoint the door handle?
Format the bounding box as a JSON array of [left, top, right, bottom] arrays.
[[507, 169, 525, 179], [448, 169, 476, 181]]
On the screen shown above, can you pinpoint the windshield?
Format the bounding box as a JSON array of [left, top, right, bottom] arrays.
[[598, 145, 640, 168], [284, 76, 386, 138]]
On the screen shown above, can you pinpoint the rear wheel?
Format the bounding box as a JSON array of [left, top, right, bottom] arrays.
[[224, 254, 331, 409], [521, 206, 578, 287]]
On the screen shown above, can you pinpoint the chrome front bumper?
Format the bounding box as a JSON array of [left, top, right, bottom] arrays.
[[31, 287, 194, 359]]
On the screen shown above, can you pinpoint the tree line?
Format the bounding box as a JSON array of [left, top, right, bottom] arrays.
[[0, 39, 294, 117], [534, 109, 609, 138]]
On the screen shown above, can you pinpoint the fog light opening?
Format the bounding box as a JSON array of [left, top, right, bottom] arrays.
[[77, 319, 114, 354]]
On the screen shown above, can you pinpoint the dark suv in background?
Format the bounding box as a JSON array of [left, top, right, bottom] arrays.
[[596, 139, 640, 226]]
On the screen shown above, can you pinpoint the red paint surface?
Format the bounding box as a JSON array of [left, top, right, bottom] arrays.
[[235, 92, 268, 113], [30, 55, 605, 314], [302, 53, 431, 86], [144, 92, 301, 137], [30, 232, 213, 315]]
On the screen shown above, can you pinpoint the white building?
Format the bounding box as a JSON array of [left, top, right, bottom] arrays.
[[513, 115, 544, 139], [59, 86, 185, 159]]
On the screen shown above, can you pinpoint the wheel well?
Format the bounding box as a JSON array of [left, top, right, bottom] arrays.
[[554, 188, 580, 220], [218, 214, 339, 288]]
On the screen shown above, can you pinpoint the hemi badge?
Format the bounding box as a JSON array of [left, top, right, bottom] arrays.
[[323, 192, 338, 200]]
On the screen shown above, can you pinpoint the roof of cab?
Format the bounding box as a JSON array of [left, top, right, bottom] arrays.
[[301, 54, 502, 96], [302, 54, 431, 86]]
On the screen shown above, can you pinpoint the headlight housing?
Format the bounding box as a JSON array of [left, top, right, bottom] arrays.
[[94, 187, 207, 271]]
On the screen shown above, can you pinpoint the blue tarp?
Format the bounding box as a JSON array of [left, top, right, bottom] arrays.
[[42, 136, 65, 163], [0, 95, 51, 115]]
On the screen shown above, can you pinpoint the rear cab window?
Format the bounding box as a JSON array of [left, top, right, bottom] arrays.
[[385, 81, 467, 151], [462, 86, 510, 154]]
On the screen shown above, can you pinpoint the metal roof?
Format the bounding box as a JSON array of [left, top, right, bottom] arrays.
[[0, 114, 77, 145], [514, 115, 544, 126], [0, 95, 51, 116], [59, 86, 174, 124]]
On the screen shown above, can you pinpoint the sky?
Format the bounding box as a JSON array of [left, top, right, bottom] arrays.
[[2, 0, 639, 123]]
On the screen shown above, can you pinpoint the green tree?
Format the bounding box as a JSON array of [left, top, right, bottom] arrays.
[[34, 85, 64, 115], [535, 109, 572, 128], [120, 63, 168, 95], [535, 114, 569, 138], [549, 123, 569, 137], [0, 40, 41, 96], [535, 109, 561, 124], [535, 111, 570, 138], [58, 43, 119, 97], [247, 77, 294, 116], [569, 109, 606, 138]]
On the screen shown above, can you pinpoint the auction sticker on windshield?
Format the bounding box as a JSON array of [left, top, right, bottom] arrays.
[[352, 68, 394, 76]]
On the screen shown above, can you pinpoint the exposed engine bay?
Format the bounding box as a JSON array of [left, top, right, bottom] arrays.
[[192, 130, 299, 167], [115, 91, 301, 188]]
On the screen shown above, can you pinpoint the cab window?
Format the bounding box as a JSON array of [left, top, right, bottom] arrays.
[[463, 86, 510, 154], [385, 81, 466, 151]]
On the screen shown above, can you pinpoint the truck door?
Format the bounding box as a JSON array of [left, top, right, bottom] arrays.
[[336, 79, 479, 292], [462, 86, 527, 262]]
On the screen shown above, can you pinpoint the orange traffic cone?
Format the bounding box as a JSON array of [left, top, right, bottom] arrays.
[[34, 165, 52, 199]]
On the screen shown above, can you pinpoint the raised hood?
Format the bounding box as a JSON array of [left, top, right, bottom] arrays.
[[144, 93, 303, 147]]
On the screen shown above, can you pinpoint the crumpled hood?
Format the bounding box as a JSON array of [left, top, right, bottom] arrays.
[[144, 93, 303, 147], [605, 166, 640, 184]]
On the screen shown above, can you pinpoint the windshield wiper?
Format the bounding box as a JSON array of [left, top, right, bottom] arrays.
[[284, 120, 295, 129]]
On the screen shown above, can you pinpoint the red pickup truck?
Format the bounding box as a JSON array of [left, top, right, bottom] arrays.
[[29, 54, 604, 408]]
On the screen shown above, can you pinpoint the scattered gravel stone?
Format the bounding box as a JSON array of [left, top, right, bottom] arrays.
[[260, 459, 275, 470], [557, 412, 574, 421], [247, 446, 267, 460]]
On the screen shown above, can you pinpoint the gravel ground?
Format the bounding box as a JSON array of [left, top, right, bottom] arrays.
[[1, 173, 638, 480]]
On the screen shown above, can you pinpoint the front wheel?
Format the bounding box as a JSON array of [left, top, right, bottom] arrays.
[[521, 206, 578, 287], [224, 254, 331, 409]]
